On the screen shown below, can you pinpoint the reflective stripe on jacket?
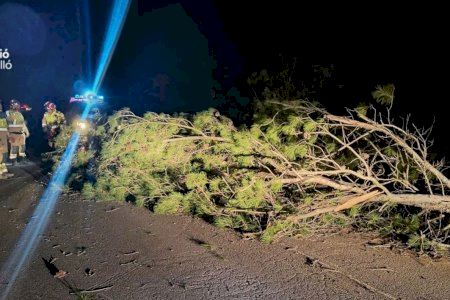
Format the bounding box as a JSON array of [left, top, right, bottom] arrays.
[[6, 110, 25, 125]]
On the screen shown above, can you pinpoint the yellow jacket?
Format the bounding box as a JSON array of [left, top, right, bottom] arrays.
[[5, 110, 29, 137], [42, 110, 65, 127], [0, 113, 7, 130]]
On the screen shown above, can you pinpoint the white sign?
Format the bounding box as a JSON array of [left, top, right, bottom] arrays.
[[0, 48, 13, 70]]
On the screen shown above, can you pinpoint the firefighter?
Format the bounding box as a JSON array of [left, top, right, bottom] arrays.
[[42, 101, 66, 148], [0, 101, 13, 178], [6, 99, 29, 162]]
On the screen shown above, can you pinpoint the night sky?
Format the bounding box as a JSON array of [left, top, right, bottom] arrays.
[[1, 0, 449, 157], [116, 0, 450, 157]]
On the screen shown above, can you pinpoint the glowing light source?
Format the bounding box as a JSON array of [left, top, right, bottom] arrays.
[[0, 0, 131, 298], [69, 91, 104, 106], [75, 119, 90, 133], [78, 120, 88, 130]]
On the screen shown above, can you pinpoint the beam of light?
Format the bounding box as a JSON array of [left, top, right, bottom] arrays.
[[92, 0, 131, 93], [82, 0, 93, 82], [0, 1, 131, 298]]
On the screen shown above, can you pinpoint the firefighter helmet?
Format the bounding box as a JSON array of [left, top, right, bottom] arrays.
[[10, 99, 20, 110], [44, 101, 56, 111]]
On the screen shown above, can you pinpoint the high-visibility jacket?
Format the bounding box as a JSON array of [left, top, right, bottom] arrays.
[[0, 112, 7, 130], [5, 110, 25, 125], [5, 110, 29, 138], [0, 112, 7, 153], [42, 111, 65, 127]]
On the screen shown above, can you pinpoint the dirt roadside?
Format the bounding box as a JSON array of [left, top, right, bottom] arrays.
[[1, 164, 450, 299]]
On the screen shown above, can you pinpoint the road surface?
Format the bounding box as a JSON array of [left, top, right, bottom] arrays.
[[1, 162, 450, 299]]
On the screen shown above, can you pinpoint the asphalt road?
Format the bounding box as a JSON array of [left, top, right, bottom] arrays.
[[1, 163, 450, 299]]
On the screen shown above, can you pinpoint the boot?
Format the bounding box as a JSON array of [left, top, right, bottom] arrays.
[[0, 168, 13, 179], [18, 156, 29, 164]]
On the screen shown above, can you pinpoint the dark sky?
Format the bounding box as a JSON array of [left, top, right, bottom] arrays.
[[212, 1, 449, 108], [137, 0, 450, 155], [211, 1, 450, 156], [136, 1, 449, 106], [1, 0, 449, 156]]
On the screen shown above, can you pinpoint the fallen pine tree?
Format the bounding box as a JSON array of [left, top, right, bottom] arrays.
[[78, 89, 450, 253]]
